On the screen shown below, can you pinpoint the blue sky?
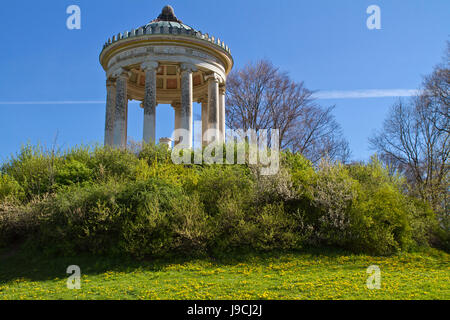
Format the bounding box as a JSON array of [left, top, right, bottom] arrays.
[[0, 0, 448, 162]]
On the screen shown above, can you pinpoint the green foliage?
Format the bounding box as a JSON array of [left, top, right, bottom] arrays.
[[0, 202, 38, 247], [298, 157, 425, 255], [251, 202, 304, 251], [2, 145, 60, 199], [138, 142, 172, 165], [282, 151, 316, 196], [308, 160, 358, 248], [35, 179, 124, 255], [347, 158, 414, 254], [0, 143, 443, 257], [87, 146, 140, 181], [55, 159, 93, 186], [118, 178, 186, 257], [192, 164, 254, 215], [0, 174, 25, 203], [351, 184, 412, 255], [170, 194, 212, 254]]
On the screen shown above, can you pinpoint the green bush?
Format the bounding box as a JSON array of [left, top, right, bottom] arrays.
[[170, 194, 212, 254], [55, 159, 93, 186], [350, 184, 412, 255], [212, 191, 256, 253], [302, 158, 419, 255], [192, 164, 254, 215], [300, 160, 357, 248], [35, 179, 124, 255], [0, 174, 25, 203], [347, 158, 415, 254], [119, 178, 186, 257], [34, 176, 210, 257], [138, 142, 172, 165], [251, 202, 303, 251], [0, 144, 443, 257], [88, 146, 140, 181], [0, 202, 39, 247], [211, 190, 302, 253], [2, 145, 60, 199], [282, 151, 316, 198]]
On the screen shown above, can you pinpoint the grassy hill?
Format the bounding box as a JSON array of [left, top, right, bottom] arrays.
[[0, 143, 448, 300]]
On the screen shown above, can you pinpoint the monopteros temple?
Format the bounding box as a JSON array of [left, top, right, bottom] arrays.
[[99, 5, 233, 148]]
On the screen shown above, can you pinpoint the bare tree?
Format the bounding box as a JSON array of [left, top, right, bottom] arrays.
[[226, 60, 350, 163], [422, 42, 449, 135], [370, 46, 449, 214]]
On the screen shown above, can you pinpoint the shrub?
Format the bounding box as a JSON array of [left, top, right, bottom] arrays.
[[192, 165, 254, 215], [0, 174, 25, 203], [252, 167, 295, 204], [119, 178, 186, 257], [2, 145, 60, 199], [306, 158, 417, 255], [0, 144, 443, 257], [138, 142, 172, 165], [406, 197, 436, 247], [0, 201, 39, 247], [34, 176, 206, 257], [212, 192, 302, 253], [212, 192, 256, 253], [88, 146, 140, 181], [134, 158, 199, 189], [170, 194, 212, 254], [252, 202, 303, 251], [350, 184, 412, 255], [346, 158, 422, 254], [282, 151, 316, 198], [35, 179, 124, 255], [310, 160, 358, 247], [55, 159, 93, 186]]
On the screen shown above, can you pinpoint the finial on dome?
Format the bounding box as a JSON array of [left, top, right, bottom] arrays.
[[155, 5, 182, 23]]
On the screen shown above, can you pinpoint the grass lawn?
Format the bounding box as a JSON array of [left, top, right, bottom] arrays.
[[0, 248, 448, 300]]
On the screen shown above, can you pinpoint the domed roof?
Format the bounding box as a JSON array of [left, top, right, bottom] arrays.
[[101, 5, 231, 55], [142, 20, 195, 34]]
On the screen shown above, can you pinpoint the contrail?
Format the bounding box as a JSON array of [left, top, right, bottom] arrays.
[[0, 89, 420, 105], [0, 100, 144, 105], [0, 100, 106, 105], [313, 89, 419, 100]]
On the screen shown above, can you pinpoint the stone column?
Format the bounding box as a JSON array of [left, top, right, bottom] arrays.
[[104, 79, 116, 146], [180, 63, 196, 148], [141, 61, 159, 144], [201, 99, 209, 147], [173, 102, 182, 146], [206, 73, 220, 143], [219, 85, 226, 143], [112, 69, 130, 148]]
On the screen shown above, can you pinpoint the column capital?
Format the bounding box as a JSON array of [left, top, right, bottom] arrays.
[[180, 63, 197, 73], [106, 78, 116, 87], [197, 96, 208, 104], [141, 61, 159, 71], [205, 72, 221, 83], [111, 68, 131, 80], [172, 101, 181, 109]]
